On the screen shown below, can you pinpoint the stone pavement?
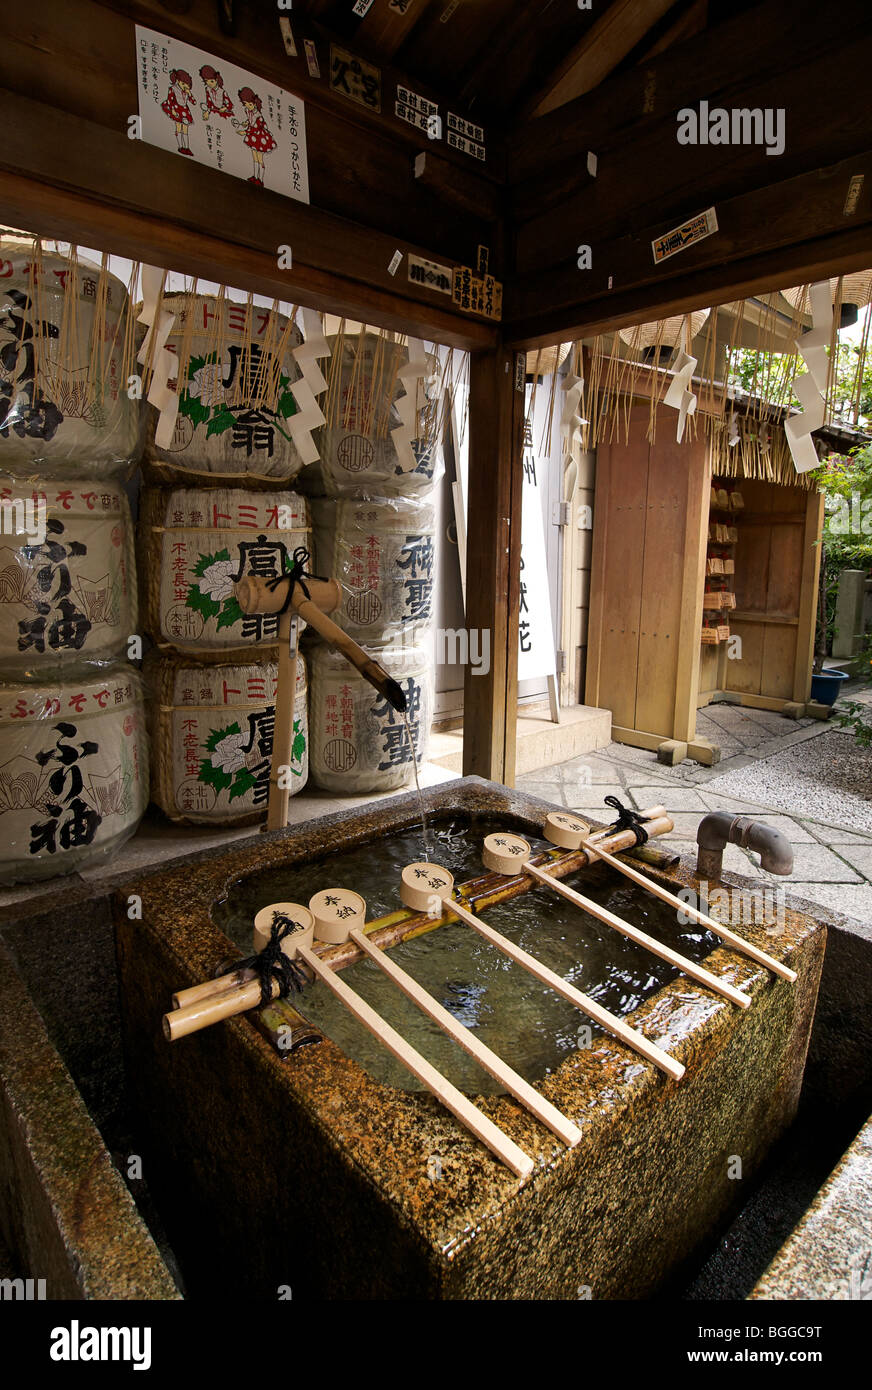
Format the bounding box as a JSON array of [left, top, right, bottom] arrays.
[[518, 701, 872, 924]]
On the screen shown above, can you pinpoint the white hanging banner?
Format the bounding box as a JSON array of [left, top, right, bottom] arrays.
[[518, 453, 557, 682]]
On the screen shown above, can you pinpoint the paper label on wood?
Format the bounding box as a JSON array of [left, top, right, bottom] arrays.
[[448, 112, 485, 144], [135, 26, 309, 202], [407, 255, 453, 295], [395, 85, 438, 133], [330, 44, 381, 112], [304, 40, 321, 78], [518, 454, 557, 682], [651, 207, 717, 263]]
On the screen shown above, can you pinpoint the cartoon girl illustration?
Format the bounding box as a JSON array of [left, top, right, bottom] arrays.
[[235, 87, 277, 187], [161, 68, 195, 156], [199, 65, 234, 121]]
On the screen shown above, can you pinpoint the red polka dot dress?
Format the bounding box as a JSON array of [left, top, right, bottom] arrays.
[[243, 114, 277, 153], [162, 88, 193, 124]]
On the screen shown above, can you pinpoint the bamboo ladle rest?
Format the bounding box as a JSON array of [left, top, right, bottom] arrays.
[[481, 829, 751, 1010], [398, 861, 684, 1081], [167, 892, 537, 1178], [235, 564, 408, 832], [540, 811, 796, 984], [170, 802, 680, 1013]]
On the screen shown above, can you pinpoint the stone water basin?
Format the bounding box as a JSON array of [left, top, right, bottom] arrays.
[[115, 778, 824, 1300]]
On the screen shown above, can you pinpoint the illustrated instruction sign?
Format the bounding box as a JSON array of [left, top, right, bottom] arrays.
[[136, 25, 310, 202]]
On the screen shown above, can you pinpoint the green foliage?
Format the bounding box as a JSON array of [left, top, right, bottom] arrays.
[[832, 698, 872, 747]]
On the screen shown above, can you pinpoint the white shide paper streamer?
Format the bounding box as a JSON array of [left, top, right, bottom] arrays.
[[561, 371, 588, 448], [786, 281, 833, 474], [289, 308, 331, 465], [391, 337, 430, 474], [664, 349, 698, 442], [137, 265, 180, 450]]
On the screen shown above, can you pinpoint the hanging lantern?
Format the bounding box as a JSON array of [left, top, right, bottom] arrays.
[[617, 310, 710, 363], [781, 274, 872, 329]]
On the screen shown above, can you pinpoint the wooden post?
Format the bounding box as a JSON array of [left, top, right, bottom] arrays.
[[267, 612, 300, 832], [793, 488, 826, 702], [463, 347, 526, 784]]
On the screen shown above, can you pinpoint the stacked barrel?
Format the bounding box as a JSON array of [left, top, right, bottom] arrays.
[[306, 330, 438, 792], [137, 294, 311, 825], [0, 239, 148, 882]]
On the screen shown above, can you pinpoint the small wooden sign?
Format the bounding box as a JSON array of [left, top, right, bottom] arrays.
[[330, 44, 381, 111]]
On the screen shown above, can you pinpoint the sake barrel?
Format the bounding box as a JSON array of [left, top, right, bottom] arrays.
[[0, 478, 136, 677], [309, 642, 431, 793], [314, 332, 441, 497], [144, 294, 306, 486], [0, 668, 148, 884], [0, 240, 140, 477], [147, 654, 307, 825], [312, 496, 435, 647], [138, 486, 309, 657]]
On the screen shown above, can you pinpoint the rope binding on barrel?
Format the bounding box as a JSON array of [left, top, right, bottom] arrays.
[[603, 795, 649, 846], [266, 546, 328, 614], [235, 910, 309, 1008]]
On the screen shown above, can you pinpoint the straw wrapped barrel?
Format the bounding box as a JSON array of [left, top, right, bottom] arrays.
[[143, 293, 307, 487], [314, 331, 441, 497], [309, 641, 431, 793], [146, 653, 307, 825], [311, 496, 435, 647], [0, 239, 140, 478], [0, 478, 136, 676], [0, 667, 148, 884], [137, 485, 310, 658]]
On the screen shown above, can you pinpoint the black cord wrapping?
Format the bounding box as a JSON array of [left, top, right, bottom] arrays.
[[603, 795, 649, 846], [235, 911, 309, 1008], [266, 546, 329, 613]]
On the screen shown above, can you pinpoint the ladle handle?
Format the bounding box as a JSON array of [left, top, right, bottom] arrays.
[[297, 944, 534, 1178], [523, 862, 751, 1009], [446, 897, 684, 1082], [581, 844, 797, 983], [349, 927, 581, 1148]]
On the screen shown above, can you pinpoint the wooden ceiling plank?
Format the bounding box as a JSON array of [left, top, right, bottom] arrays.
[[527, 0, 682, 119], [638, 0, 708, 61], [514, 34, 872, 273], [509, 0, 866, 183], [355, 0, 439, 62]]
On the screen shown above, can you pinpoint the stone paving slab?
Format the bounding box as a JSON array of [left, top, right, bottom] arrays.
[[832, 845, 872, 877], [625, 785, 711, 811], [564, 784, 629, 811], [784, 844, 863, 883]]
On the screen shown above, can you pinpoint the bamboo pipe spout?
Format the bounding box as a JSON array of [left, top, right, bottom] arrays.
[[234, 572, 407, 714]]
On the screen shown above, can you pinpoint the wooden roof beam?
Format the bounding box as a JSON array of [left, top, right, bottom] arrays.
[[503, 150, 872, 347], [0, 90, 496, 350], [525, 0, 683, 119]]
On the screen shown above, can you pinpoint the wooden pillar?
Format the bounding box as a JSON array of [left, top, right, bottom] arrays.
[[463, 347, 526, 784], [793, 489, 826, 702]]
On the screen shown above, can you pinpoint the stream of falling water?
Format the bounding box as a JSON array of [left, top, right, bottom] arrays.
[[402, 709, 434, 862]]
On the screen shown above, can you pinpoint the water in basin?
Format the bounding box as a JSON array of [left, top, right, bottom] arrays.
[[213, 816, 719, 1094]]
